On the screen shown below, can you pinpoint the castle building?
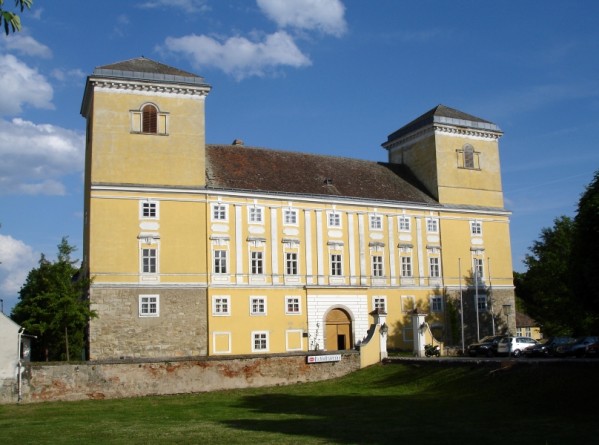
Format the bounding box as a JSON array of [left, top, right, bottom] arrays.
[[81, 58, 515, 360]]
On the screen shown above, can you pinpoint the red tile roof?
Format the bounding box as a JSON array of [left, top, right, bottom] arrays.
[[206, 144, 438, 205]]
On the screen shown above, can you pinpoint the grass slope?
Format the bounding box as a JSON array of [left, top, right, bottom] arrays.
[[1, 362, 598, 444]]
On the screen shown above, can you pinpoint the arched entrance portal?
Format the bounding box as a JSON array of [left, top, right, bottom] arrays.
[[325, 308, 353, 350]]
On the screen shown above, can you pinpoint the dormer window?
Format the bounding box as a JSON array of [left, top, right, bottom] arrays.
[[142, 104, 157, 133]]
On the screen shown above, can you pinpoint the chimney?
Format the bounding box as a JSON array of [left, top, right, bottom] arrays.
[[232, 139, 244, 146]]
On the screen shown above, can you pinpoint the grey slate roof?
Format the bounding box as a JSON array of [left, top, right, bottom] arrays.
[[385, 104, 501, 144], [92, 57, 209, 87], [205, 144, 439, 205]]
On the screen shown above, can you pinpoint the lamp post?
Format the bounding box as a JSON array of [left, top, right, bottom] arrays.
[[503, 304, 512, 357]]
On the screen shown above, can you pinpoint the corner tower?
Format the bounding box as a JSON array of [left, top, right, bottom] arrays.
[[81, 57, 211, 188], [382, 105, 505, 209]]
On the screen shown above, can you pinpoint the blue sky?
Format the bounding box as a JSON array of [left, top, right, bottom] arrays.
[[1, 0, 598, 314]]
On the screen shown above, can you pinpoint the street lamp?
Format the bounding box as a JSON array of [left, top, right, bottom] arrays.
[[503, 304, 512, 357], [502, 304, 512, 335]]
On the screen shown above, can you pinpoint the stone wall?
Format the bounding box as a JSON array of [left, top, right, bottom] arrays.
[[0, 351, 360, 404], [89, 287, 207, 360]]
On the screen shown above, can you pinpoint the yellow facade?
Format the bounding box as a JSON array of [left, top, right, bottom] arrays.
[[82, 59, 515, 360]]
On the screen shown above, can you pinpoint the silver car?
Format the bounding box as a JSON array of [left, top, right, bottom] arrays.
[[497, 336, 538, 357]]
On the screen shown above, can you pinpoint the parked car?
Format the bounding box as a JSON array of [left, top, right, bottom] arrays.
[[467, 335, 505, 357], [497, 336, 538, 357], [585, 341, 599, 358], [554, 336, 599, 357], [523, 337, 574, 358]]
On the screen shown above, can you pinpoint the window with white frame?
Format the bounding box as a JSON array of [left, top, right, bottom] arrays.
[[473, 257, 484, 280], [401, 295, 416, 313], [252, 331, 269, 352], [429, 257, 440, 278], [142, 248, 157, 274], [212, 296, 230, 316], [285, 252, 298, 275], [370, 214, 382, 230], [250, 296, 267, 315], [139, 295, 159, 317], [477, 294, 488, 311], [401, 256, 412, 277], [426, 218, 439, 233], [214, 249, 228, 274], [251, 251, 264, 275], [284, 208, 298, 225], [373, 296, 387, 312], [398, 215, 411, 231], [328, 211, 341, 228], [285, 296, 301, 314], [212, 203, 228, 221], [470, 220, 482, 236], [430, 295, 443, 313], [248, 206, 263, 224], [140, 200, 158, 219], [372, 255, 384, 277], [331, 253, 343, 276]]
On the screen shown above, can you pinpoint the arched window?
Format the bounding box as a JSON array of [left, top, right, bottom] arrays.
[[463, 144, 475, 169], [142, 104, 158, 133]]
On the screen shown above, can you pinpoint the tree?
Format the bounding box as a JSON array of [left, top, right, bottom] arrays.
[[11, 237, 95, 361], [1, 0, 33, 35], [516, 216, 579, 335], [571, 170, 599, 332]]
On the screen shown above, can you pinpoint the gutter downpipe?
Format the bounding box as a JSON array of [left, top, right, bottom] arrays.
[[17, 327, 24, 402]]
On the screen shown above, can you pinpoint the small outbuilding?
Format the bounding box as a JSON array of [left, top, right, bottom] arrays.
[[0, 312, 32, 402]]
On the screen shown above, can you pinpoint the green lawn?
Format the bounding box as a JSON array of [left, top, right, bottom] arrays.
[[1, 362, 597, 444]]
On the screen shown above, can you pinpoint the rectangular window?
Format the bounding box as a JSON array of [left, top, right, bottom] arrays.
[[470, 220, 482, 236], [331, 254, 342, 276], [372, 255, 384, 277], [429, 257, 440, 278], [373, 296, 387, 312], [139, 295, 159, 317], [401, 256, 412, 277], [284, 209, 298, 225], [431, 296, 443, 313], [370, 215, 382, 230], [249, 207, 263, 223], [142, 248, 157, 273], [401, 295, 416, 313], [141, 201, 158, 219], [250, 297, 267, 315], [212, 296, 230, 316], [214, 250, 227, 274], [212, 203, 227, 221], [398, 216, 411, 231], [477, 295, 487, 311], [328, 211, 341, 227], [252, 331, 269, 352], [285, 252, 298, 275], [427, 218, 439, 233], [474, 258, 484, 279], [286, 296, 301, 314], [251, 251, 263, 275]]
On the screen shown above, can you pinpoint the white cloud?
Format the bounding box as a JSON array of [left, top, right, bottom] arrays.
[[162, 31, 311, 80], [257, 0, 347, 37], [139, 0, 209, 13], [0, 54, 53, 116], [0, 118, 85, 195], [1, 32, 52, 58], [0, 234, 38, 304]]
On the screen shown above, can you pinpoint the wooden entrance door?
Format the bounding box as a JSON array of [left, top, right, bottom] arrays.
[[325, 308, 352, 350]]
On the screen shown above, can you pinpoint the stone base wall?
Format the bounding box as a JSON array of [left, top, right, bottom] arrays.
[[445, 286, 515, 347], [89, 287, 207, 360], [0, 351, 360, 404]]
